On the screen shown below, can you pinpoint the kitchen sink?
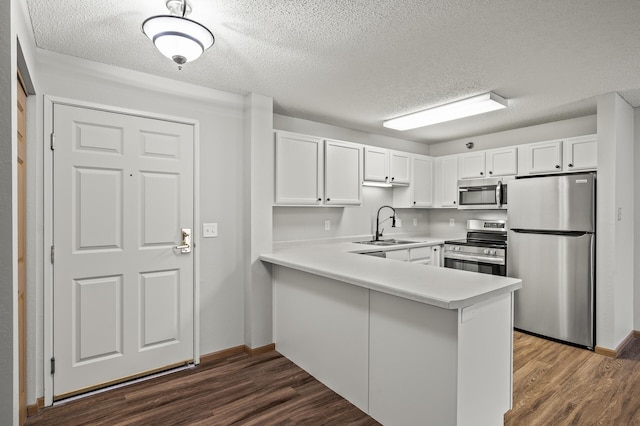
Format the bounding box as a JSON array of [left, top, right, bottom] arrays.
[[355, 239, 416, 246]]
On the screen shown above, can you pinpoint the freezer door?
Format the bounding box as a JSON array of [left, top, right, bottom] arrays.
[[508, 230, 594, 348], [507, 173, 595, 232]]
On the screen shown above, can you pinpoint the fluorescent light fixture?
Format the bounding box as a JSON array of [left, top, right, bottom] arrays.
[[383, 92, 508, 131]]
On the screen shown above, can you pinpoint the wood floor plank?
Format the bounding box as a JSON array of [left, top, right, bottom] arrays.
[[27, 331, 640, 425]]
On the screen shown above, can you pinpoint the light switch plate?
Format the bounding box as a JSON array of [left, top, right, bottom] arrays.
[[203, 223, 218, 238], [412, 218, 418, 227]]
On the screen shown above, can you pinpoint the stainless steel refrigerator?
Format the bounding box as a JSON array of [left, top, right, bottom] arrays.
[[507, 172, 595, 349]]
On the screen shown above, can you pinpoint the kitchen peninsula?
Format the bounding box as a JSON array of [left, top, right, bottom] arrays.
[[260, 239, 522, 426]]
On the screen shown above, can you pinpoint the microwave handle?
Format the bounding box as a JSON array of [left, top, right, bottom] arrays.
[[495, 180, 503, 208]]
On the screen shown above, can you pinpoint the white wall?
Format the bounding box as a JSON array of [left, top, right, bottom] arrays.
[[635, 108, 640, 331], [1, 0, 15, 422], [596, 93, 634, 350], [34, 50, 248, 394], [429, 115, 597, 157], [243, 93, 274, 348]]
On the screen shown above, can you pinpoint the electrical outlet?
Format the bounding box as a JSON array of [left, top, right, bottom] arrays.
[[396, 218, 402, 227], [203, 223, 218, 237], [618, 207, 622, 221], [449, 218, 455, 227], [412, 218, 418, 227], [324, 220, 331, 231]]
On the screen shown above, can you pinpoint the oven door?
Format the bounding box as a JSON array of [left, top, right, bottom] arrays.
[[443, 255, 506, 276]]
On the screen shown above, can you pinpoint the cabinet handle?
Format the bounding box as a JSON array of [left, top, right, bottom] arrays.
[[489, 171, 493, 175], [453, 201, 456, 204], [480, 172, 484, 176], [326, 198, 330, 201], [568, 163, 574, 168], [391, 177, 395, 181], [413, 201, 416, 205], [385, 176, 388, 180], [317, 198, 322, 201], [555, 165, 561, 169]]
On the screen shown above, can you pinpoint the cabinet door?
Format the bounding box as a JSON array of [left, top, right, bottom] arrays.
[[525, 141, 563, 174], [275, 132, 323, 205], [389, 151, 411, 184], [325, 140, 363, 206], [385, 249, 409, 261], [364, 146, 389, 182], [435, 155, 459, 208], [564, 135, 597, 171], [458, 151, 486, 179], [486, 148, 517, 177], [412, 155, 434, 207]]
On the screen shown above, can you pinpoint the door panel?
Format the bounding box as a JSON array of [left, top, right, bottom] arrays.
[[508, 231, 594, 347], [53, 104, 195, 398]]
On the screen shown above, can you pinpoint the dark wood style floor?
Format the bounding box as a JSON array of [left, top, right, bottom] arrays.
[[27, 331, 640, 425]]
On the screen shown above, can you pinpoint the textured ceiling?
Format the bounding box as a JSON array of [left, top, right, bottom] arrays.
[[25, 0, 640, 144]]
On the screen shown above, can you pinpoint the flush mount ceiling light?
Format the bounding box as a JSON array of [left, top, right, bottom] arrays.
[[383, 92, 508, 131], [142, 0, 214, 69]]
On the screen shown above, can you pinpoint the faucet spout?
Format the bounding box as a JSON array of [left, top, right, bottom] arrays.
[[375, 205, 397, 241]]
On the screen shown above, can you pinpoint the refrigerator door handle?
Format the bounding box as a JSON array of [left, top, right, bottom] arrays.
[[495, 180, 503, 209]]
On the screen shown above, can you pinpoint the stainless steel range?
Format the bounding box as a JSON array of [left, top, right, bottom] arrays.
[[443, 219, 507, 276]]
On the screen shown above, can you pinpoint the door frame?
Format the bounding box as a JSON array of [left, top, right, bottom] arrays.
[[43, 96, 201, 406]]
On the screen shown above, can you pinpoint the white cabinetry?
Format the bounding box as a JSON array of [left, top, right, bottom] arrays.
[[393, 154, 434, 208], [363, 146, 389, 183], [389, 151, 411, 185], [563, 134, 597, 171], [486, 147, 518, 177], [364, 147, 411, 185], [518, 135, 597, 176], [434, 155, 459, 208], [409, 245, 441, 266], [275, 131, 362, 206], [459, 148, 517, 179], [275, 131, 323, 205], [458, 151, 486, 179], [518, 139, 563, 175], [324, 139, 363, 205]]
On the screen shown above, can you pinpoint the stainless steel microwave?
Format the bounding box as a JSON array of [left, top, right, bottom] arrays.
[[457, 178, 508, 210]]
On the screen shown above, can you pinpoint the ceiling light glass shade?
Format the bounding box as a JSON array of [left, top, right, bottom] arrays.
[[142, 15, 214, 65], [383, 92, 508, 131]]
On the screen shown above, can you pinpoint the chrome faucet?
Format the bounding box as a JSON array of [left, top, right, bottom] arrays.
[[375, 205, 397, 241]]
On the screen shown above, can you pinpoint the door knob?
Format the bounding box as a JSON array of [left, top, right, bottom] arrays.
[[175, 228, 192, 253]]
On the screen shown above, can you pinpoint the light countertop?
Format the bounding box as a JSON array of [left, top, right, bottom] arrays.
[[260, 238, 521, 310]]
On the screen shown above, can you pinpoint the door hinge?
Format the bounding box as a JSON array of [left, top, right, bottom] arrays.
[[50, 245, 55, 264], [50, 133, 55, 151], [50, 357, 55, 375]]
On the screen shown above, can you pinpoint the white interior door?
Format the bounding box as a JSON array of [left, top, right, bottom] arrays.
[[52, 104, 195, 398]]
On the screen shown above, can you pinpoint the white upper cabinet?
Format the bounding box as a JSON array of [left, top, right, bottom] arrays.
[[458, 151, 486, 179], [434, 155, 459, 208], [389, 151, 411, 185], [393, 154, 434, 208], [324, 139, 363, 205], [275, 131, 362, 206], [275, 131, 323, 205], [518, 140, 563, 175], [364, 146, 389, 183], [563, 134, 597, 171], [411, 155, 434, 207], [486, 147, 518, 177], [459, 147, 518, 179]]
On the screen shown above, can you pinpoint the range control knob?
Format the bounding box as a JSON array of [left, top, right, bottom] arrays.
[[483, 248, 490, 255], [489, 249, 497, 255], [455, 246, 461, 252]]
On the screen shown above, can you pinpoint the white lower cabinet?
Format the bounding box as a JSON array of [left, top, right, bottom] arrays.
[[273, 265, 514, 426]]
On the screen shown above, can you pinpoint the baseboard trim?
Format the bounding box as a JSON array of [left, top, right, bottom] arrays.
[[27, 397, 44, 417], [244, 343, 276, 357], [199, 343, 276, 365], [595, 331, 636, 358]]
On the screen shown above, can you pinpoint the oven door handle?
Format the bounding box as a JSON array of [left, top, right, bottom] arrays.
[[443, 252, 505, 265]]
